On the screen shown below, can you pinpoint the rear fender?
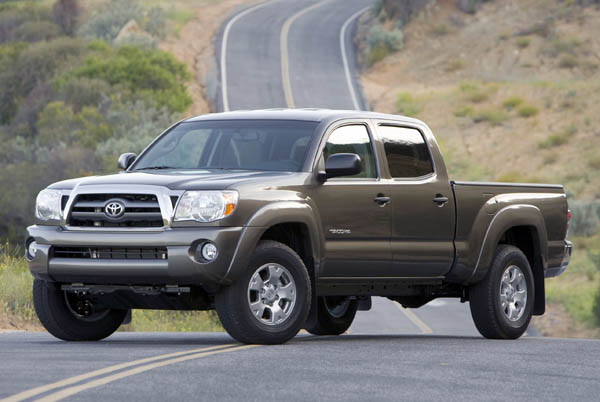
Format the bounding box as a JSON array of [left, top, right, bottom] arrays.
[[468, 204, 548, 284]]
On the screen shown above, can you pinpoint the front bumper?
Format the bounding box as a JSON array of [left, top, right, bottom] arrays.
[[26, 225, 264, 286], [545, 240, 572, 278]]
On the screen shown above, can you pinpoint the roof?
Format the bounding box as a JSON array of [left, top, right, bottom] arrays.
[[183, 109, 423, 125]]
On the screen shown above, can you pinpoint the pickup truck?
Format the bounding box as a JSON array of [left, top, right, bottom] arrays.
[[26, 109, 572, 344]]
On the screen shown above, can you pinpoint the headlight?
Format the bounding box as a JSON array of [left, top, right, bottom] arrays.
[[35, 189, 62, 221], [174, 191, 238, 222]]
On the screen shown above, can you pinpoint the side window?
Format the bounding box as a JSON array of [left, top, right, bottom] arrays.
[[323, 125, 376, 179], [379, 125, 434, 178]]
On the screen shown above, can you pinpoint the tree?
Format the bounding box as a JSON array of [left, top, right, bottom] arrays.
[[53, 0, 79, 36]]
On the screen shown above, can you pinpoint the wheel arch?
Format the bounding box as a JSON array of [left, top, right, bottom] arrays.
[[224, 201, 322, 284], [468, 205, 548, 315]]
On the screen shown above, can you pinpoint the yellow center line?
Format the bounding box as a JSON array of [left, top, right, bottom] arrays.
[[280, 0, 332, 108], [393, 301, 433, 334], [0, 344, 237, 402], [35, 344, 258, 402]]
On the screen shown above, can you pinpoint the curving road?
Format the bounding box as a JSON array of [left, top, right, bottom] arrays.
[[2, 1, 599, 401]]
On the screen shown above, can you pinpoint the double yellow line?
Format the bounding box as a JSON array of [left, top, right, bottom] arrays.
[[1, 343, 256, 402]]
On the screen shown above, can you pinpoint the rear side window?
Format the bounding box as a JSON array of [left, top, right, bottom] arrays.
[[379, 125, 433, 178], [322, 125, 376, 179]]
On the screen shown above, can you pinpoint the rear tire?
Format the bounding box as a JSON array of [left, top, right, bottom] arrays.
[[305, 296, 357, 335], [215, 241, 311, 344], [33, 279, 127, 341], [469, 245, 535, 339]]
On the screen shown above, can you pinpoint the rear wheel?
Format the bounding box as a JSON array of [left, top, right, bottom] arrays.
[[469, 245, 535, 339], [33, 279, 127, 341], [305, 296, 358, 336], [215, 241, 311, 344]]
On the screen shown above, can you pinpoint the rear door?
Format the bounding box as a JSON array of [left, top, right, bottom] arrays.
[[312, 122, 392, 278], [374, 122, 455, 277]]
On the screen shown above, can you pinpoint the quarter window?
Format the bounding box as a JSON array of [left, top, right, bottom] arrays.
[[322, 125, 376, 179], [379, 126, 434, 178]]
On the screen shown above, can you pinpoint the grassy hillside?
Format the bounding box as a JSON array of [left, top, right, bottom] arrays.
[[358, 0, 600, 336]]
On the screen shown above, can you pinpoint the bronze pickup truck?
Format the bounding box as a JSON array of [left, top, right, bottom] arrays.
[[26, 109, 572, 344]]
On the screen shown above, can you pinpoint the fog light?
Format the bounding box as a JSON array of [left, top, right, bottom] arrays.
[[201, 242, 218, 262], [27, 240, 38, 260]]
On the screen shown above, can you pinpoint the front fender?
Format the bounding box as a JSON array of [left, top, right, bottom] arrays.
[[468, 204, 548, 284], [223, 201, 323, 283]]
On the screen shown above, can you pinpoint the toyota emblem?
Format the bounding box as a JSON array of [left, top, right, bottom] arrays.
[[104, 200, 125, 219]]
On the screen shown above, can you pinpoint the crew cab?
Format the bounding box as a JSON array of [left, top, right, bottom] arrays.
[[26, 110, 572, 344]]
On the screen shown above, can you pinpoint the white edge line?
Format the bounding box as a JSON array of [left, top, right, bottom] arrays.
[[340, 7, 369, 111], [220, 1, 272, 112]]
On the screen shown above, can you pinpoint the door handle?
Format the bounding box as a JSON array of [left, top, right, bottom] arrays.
[[373, 195, 391, 206], [433, 194, 449, 206]]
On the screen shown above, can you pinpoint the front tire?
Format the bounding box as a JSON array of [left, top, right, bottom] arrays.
[[33, 279, 127, 341], [305, 296, 358, 335], [215, 240, 311, 344], [469, 245, 535, 339]]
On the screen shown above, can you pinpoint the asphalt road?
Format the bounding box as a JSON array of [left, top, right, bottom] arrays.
[[2, 1, 598, 401], [1, 332, 600, 401]]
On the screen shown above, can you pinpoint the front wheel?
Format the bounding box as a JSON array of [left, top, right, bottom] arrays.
[[469, 245, 535, 339], [304, 296, 358, 335], [215, 241, 311, 344], [33, 279, 127, 341]]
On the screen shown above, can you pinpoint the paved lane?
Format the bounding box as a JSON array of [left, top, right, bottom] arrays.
[[2, 332, 599, 401]]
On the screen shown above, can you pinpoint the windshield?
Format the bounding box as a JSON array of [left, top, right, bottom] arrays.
[[132, 120, 319, 172]]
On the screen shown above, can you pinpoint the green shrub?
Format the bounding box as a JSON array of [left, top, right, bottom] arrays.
[[543, 152, 558, 165], [78, 0, 141, 42], [559, 55, 578, 69], [516, 37, 530, 48], [0, 246, 37, 324], [537, 125, 577, 149], [395, 92, 421, 116], [74, 46, 191, 112], [14, 21, 61, 42], [453, 106, 473, 117], [431, 24, 449, 37], [143, 6, 167, 38], [502, 96, 523, 110], [569, 201, 599, 237], [472, 108, 508, 126], [366, 24, 403, 65], [55, 77, 111, 111], [445, 59, 463, 72], [517, 104, 539, 118], [588, 154, 600, 169]]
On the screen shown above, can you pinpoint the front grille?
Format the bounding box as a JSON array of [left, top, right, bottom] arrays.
[[67, 194, 164, 227], [53, 246, 168, 260]]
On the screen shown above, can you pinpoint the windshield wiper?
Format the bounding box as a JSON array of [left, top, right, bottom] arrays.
[[134, 166, 177, 171]]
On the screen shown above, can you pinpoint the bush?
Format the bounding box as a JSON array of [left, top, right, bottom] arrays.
[[516, 37, 530, 48], [559, 55, 578, 69], [14, 21, 61, 42], [143, 6, 167, 38], [75, 46, 191, 112], [517, 104, 539, 117], [569, 201, 599, 237], [395, 92, 421, 116], [55, 77, 111, 111], [537, 125, 577, 149], [366, 24, 403, 65], [431, 24, 449, 37], [472, 108, 508, 126], [453, 106, 473, 117], [78, 0, 140, 42], [502, 96, 523, 110]]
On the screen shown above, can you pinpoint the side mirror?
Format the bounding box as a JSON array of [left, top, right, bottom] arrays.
[[117, 153, 137, 170], [323, 153, 362, 180]]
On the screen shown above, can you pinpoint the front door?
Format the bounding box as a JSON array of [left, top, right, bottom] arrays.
[[312, 123, 391, 278], [375, 124, 455, 277]]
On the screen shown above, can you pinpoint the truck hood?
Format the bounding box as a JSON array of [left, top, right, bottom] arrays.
[[48, 170, 300, 191]]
